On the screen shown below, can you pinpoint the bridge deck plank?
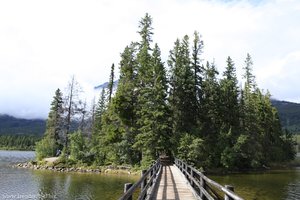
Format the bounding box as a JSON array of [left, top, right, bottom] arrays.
[[154, 165, 197, 200]]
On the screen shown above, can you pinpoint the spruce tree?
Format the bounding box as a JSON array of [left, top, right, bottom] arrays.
[[168, 36, 197, 141], [219, 57, 239, 133], [102, 43, 140, 165], [135, 43, 171, 164], [92, 88, 107, 138], [107, 63, 115, 103], [219, 57, 240, 168], [151, 44, 171, 155], [238, 54, 262, 168], [135, 13, 167, 165], [192, 31, 204, 109], [36, 89, 64, 160], [201, 61, 221, 166], [45, 88, 64, 147]]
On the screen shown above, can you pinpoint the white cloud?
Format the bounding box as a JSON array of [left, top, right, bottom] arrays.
[[0, 0, 300, 118]]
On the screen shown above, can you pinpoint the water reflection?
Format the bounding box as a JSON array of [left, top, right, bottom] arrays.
[[210, 169, 300, 200], [0, 150, 138, 200], [284, 169, 300, 200], [33, 169, 138, 200]]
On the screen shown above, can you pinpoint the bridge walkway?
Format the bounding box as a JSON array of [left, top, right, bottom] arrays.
[[154, 165, 197, 200]]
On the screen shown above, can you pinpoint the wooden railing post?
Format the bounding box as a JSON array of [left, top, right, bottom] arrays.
[[124, 183, 133, 200], [190, 169, 194, 187], [200, 172, 207, 200], [141, 170, 147, 190], [225, 185, 234, 200], [185, 163, 188, 178], [181, 160, 183, 172], [150, 167, 154, 186], [171, 158, 243, 200]]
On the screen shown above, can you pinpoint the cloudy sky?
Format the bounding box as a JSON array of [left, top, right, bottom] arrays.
[[0, 0, 299, 119]]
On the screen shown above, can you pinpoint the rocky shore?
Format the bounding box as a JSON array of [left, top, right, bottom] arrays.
[[14, 162, 135, 175]]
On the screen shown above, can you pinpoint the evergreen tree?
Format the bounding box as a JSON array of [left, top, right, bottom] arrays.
[[243, 53, 256, 90], [135, 43, 171, 165], [45, 88, 64, 147], [102, 43, 140, 165], [192, 31, 204, 109], [92, 88, 107, 138], [201, 61, 221, 167], [90, 88, 108, 165], [134, 13, 158, 165], [36, 89, 64, 160], [219, 57, 240, 168], [151, 44, 171, 155], [238, 54, 262, 168], [168, 36, 197, 146], [108, 63, 115, 103]]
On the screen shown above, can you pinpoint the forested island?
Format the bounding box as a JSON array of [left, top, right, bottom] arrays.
[[35, 14, 295, 172]]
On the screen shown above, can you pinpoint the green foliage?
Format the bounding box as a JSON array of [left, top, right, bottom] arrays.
[[45, 88, 64, 148], [177, 134, 205, 167], [35, 136, 57, 160], [69, 131, 87, 162], [168, 35, 199, 151], [36, 89, 65, 160]]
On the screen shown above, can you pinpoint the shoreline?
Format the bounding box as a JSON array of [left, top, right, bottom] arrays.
[[14, 160, 300, 176], [13, 161, 140, 175], [12, 152, 300, 176]]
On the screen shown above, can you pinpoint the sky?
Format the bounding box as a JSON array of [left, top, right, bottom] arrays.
[[0, 0, 300, 119]]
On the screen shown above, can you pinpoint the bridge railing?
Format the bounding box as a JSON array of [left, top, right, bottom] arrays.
[[118, 158, 161, 200], [175, 158, 244, 200]]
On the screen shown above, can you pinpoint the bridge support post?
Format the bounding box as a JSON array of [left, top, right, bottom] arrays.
[[200, 172, 207, 200], [180, 160, 183, 172], [124, 183, 133, 200], [190, 169, 194, 187], [141, 170, 147, 190], [225, 185, 234, 200], [185, 164, 188, 178], [150, 167, 154, 186]]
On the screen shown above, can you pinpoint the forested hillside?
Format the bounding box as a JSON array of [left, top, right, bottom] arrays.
[[36, 14, 295, 170], [0, 135, 41, 150], [272, 100, 300, 133], [0, 114, 45, 135]]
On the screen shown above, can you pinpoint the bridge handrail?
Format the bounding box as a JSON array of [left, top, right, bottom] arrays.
[[174, 158, 244, 200], [118, 158, 161, 200]]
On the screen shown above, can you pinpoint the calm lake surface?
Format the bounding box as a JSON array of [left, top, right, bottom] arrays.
[[0, 150, 138, 200], [1, 150, 300, 200], [209, 153, 300, 200]]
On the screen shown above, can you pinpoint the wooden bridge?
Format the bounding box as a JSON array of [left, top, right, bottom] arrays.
[[118, 158, 244, 200]]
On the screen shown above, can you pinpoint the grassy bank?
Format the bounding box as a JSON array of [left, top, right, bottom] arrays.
[[16, 156, 142, 176]]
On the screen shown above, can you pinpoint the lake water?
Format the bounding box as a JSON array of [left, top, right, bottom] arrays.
[[1, 150, 300, 200], [0, 150, 138, 200], [209, 153, 300, 200]]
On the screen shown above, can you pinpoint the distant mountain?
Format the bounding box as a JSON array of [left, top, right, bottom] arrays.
[[271, 99, 300, 133], [94, 80, 119, 90], [1, 99, 299, 136], [0, 114, 46, 136]]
